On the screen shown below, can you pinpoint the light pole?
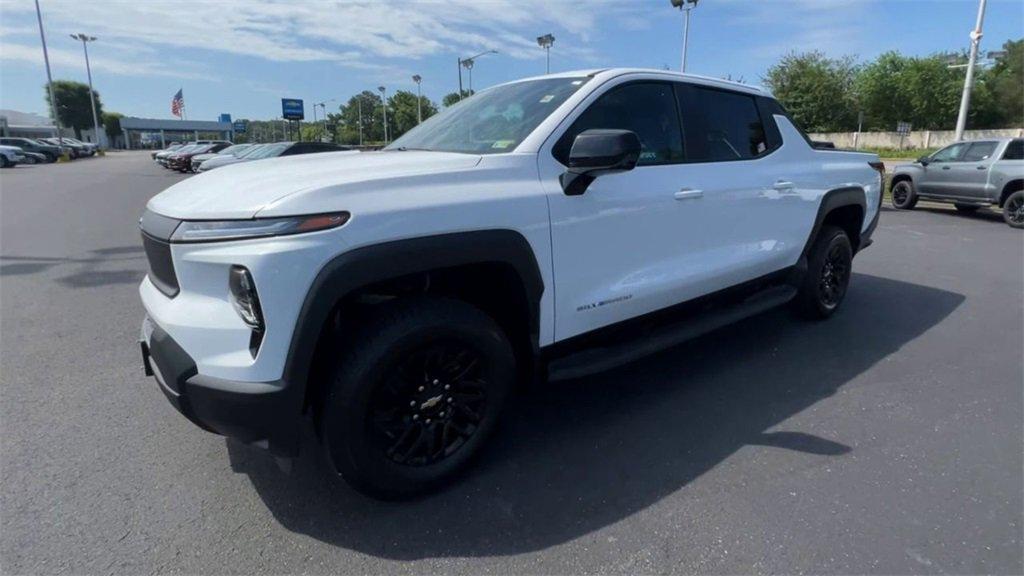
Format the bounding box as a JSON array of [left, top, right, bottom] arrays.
[[378, 86, 388, 144], [412, 75, 422, 124], [70, 33, 102, 150], [458, 49, 497, 100], [954, 0, 987, 142], [34, 0, 64, 152], [670, 0, 699, 73], [537, 34, 555, 74], [357, 97, 363, 146], [315, 99, 335, 142]]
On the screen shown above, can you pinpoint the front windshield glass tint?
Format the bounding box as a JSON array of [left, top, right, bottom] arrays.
[[386, 77, 590, 154]]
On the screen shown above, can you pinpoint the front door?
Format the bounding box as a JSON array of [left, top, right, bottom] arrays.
[[918, 142, 969, 197], [952, 141, 999, 199]]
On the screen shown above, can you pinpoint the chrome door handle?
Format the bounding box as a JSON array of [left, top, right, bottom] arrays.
[[772, 180, 795, 190], [976, 166, 987, 170], [941, 166, 951, 170], [674, 189, 703, 200]]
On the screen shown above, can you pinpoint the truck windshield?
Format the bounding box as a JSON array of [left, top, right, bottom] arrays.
[[385, 77, 590, 155]]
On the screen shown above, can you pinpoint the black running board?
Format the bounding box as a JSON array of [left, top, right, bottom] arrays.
[[547, 285, 797, 381]]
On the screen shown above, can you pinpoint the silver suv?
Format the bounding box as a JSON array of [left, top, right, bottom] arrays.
[[890, 138, 1024, 228]]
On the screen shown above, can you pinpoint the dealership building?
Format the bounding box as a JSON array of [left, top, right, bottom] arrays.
[[119, 117, 235, 149]]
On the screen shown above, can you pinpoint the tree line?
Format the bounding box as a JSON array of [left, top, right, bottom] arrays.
[[42, 38, 1021, 146], [763, 38, 1023, 133]]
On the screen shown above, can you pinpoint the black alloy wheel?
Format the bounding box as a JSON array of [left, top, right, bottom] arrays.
[[819, 242, 851, 310], [1004, 191, 1024, 229], [369, 342, 488, 467]]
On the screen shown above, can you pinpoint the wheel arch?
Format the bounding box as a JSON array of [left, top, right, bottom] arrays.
[[999, 179, 1024, 206], [800, 187, 868, 264], [281, 230, 545, 422]]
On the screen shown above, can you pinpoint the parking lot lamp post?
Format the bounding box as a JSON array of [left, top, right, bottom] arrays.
[[412, 75, 422, 124], [358, 98, 363, 146], [670, 0, 699, 73], [460, 49, 497, 97], [378, 86, 388, 144], [34, 0, 65, 154], [537, 34, 555, 74], [954, 0, 987, 142], [70, 33, 102, 151]]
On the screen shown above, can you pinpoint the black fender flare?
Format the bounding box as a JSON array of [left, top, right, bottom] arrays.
[[794, 186, 868, 280], [277, 229, 545, 430]]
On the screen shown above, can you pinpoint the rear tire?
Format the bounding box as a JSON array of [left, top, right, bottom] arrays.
[[954, 203, 981, 213], [793, 225, 853, 319], [1003, 190, 1024, 229], [321, 297, 514, 499], [891, 180, 918, 210]]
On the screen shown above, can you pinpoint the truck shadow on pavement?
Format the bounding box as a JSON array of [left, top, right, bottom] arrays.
[[227, 273, 964, 559]]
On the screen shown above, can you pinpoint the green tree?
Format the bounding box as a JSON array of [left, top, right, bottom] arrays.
[[442, 90, 473, 107], [980, 38, 1024, 127], [763, 51, 859, 132], [387, 90, 439, 139], [855, 51, 965, 130], [45, 80, 103, 138], [335, 90, 384, 144], [102, 111, 122, 143]]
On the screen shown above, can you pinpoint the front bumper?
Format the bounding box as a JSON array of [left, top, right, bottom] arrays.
[[141, 316, 300, 455]]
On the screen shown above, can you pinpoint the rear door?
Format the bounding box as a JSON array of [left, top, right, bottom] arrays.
[[953, 141, 999, 199]]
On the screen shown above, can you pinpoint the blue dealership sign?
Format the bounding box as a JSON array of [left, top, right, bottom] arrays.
[[233, 120, 246, 133], [281, 98, 304, 120], [219, 113, 232, 124]]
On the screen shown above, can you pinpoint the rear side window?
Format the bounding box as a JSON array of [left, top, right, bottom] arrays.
[[554, 82, 684, 167], [961, 141, 998, 162], [676, 84, 769, 162], [1003, 140, 1023, 160]]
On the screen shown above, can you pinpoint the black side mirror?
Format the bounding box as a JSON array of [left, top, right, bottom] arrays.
[[560, 129, 642, 196], [917, 156, 931, 166]]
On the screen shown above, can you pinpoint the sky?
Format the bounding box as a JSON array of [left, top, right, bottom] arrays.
[[1, 0, 1022, 122]]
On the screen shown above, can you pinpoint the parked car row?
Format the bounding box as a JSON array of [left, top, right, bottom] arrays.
[[151, 140, 354, 173], [0, 136, 99, 166]]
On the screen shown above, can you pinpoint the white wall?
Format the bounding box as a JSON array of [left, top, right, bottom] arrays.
[[808, 128, 1023, 149]]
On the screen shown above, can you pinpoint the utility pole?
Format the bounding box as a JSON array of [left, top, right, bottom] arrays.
[[35, 0, 64, 152], [70, 33, 101, 150], [670, 0, 700, 73], [378, 86, 388, 144], [955, 0, 987, 142], [412, 75, 423, 124]]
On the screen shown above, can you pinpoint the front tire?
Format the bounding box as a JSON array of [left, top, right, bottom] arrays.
[[891, 179, 918, 210], [322, 297, 514, 498], [793, 225, 853, 319], [1004, 190, 1024, 229], [0, 156, 9, 168]]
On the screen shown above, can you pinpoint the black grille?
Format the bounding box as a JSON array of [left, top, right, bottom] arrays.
[[142, 233, 180, 297]]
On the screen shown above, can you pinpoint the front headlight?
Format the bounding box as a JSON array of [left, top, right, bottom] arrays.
[[170, 212, 350, 243]]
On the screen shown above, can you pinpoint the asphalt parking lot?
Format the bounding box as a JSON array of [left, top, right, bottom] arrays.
[[1, 151, 1021, 575]]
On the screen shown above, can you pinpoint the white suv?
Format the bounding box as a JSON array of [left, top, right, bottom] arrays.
[[139, 69, 883, 497]]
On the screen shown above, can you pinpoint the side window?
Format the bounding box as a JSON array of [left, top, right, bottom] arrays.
[[554, 82, 684, 167], [930, 143, 967, 163], [282, 144, 305, 155], [677, 85, 768, 162], [961, 141, 998, 162], [1002, 140, 1023, 160]]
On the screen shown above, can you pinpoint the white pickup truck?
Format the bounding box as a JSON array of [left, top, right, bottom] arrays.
[[138, 69, 883, 497]]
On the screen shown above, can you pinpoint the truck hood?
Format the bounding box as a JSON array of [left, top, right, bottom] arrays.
[[147, 150, 482, 219]]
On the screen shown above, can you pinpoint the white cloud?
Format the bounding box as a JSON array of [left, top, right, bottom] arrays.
[[0, 41, 215, 80], [1, 0, 617, 70]]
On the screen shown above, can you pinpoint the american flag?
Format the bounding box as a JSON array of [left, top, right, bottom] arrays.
[[171, 89, 184, 118]]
